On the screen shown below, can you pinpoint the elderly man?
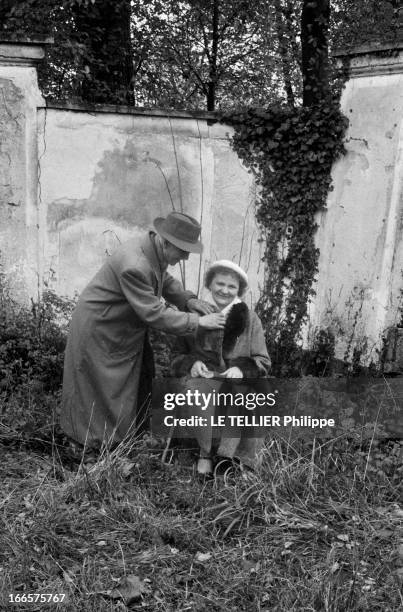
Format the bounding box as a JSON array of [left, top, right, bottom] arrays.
[[60, 212, 225, 446]]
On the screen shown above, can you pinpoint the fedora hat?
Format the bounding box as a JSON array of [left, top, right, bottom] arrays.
[[153, 212, 202, 254]]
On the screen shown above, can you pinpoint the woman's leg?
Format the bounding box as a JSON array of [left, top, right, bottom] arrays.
[[184, 377, 223, 472]]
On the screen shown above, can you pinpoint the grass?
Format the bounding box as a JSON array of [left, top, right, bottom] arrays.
[[0, 390, 402, 611]]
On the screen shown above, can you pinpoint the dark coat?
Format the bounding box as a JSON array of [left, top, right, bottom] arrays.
[[171, 302, 271, 377], [60, 231, 198, 446], [169, 302, 271, 468]]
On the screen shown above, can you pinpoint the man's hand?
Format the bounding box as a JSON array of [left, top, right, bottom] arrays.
[[199, 312, 226, 329], [187, 298, 217, 315], [190, 360, 214, 378], [222, 366, 243, 379]]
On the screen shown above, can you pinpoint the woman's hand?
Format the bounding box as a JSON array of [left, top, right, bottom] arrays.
[[222, 366, 243, 379], [198, 312, 226, 329], [190, 360, 213, 378]]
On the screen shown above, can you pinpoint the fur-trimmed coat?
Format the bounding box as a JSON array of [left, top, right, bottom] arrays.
[[171, 302, 271, 377]]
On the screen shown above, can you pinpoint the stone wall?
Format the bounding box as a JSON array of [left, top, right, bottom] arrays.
[[0, 41, 261, 306], [37, 104, 260, 302], [0, 41, 47, 301], [311, 43, 403, 362], [2, 40, 403, 365]]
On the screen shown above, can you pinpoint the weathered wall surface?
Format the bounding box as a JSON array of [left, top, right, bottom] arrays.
[[2, 41, 403, 365], [37, 105, 261, 303], [311, 45, 403, 361], [0, 42, 46, 300]]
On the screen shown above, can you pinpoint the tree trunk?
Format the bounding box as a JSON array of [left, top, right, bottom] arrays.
[[301, 0, 330, 106], [207, 0, 219, 111], [73, 0, 134, 105], [274, 0, 296, 108]]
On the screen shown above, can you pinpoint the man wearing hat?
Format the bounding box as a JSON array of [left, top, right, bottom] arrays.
[[60, 212, 225, 446]]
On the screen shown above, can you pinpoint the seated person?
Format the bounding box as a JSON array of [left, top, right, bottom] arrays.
[[171, 260, 271, 476]]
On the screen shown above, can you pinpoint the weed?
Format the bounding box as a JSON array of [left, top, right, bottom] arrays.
[[0, 434, 401, 611]]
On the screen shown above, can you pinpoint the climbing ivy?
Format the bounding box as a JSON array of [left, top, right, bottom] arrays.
[[223, 102, 348, 375]]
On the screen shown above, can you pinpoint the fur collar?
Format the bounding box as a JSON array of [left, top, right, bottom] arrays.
[[223, 302, 249, 352]]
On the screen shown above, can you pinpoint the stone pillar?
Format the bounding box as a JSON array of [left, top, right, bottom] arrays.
[[311, 42, 403, 363], [0, 40, 49, 301]]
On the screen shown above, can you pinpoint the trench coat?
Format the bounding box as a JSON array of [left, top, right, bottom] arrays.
[[60, 231, 198, 446], [170, 303, 271, 468]]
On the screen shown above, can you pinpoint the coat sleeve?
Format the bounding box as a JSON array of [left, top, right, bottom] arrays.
[[227, 312, 271, 377], [249, 313, 271, 375], [162, 271, 197, 310], [119, 269, 198, 335]]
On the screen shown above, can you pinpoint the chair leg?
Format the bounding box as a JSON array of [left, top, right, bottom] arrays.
[[161, 426, 175, 463]]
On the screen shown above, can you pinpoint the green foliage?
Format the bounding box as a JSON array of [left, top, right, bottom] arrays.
[[331, 0, 402, 50], [149, 329, 176, 378], [224, 102, 348, 376], [0, 0, 134, 104], [130, 0, 290, 110], [0, 278, 75, 442], [0, 288, 75, 393], [0, 1, 401, 109]]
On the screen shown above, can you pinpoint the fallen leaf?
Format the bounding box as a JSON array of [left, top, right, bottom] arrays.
[[264, 574, 274, 586], [241, 558, 256, 571], [63, 571, 75, 584], [391, 506, 403, 519], [336, 534, 349, 542], [120, 460, 136, 478], [23, 496, 34, 510], [375, 528, 393, 538], [109, 574, 148, 604], [195, 552, 212, 563]]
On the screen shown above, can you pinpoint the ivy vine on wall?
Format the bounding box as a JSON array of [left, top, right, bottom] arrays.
[[223, 102, 348, 375]]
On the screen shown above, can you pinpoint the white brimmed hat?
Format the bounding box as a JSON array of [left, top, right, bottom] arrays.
[[207, 260, 248, 287]]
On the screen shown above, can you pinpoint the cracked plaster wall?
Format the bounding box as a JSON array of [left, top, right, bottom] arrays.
[[311, 49, 403, 361], [0, 78, 25, 293], [37, 108, 261, 304], [0, 61, 44, 301]]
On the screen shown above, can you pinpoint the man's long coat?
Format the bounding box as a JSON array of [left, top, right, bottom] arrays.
[[60, 232, 198, 446]]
